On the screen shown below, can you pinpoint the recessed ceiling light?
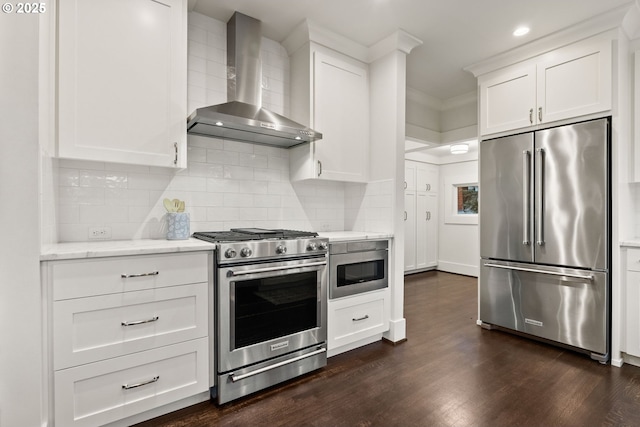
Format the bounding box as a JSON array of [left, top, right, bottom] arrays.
[[215, 121, 223, 126], [513, 26, 530, 37]]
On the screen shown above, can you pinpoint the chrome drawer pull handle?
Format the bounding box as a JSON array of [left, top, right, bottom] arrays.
[[121, 316, 159, 327], [121, 271, 159, 278], [122, 375, 159, 390], [352, 315, 369, 322]]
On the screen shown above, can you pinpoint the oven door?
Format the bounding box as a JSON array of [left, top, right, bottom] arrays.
[[217, 256, 327, 373], [330, 249, 388, 299]]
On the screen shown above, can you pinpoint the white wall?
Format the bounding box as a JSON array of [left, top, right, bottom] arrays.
[[437, 159, 479, 277], [0, 10, 44, 427]]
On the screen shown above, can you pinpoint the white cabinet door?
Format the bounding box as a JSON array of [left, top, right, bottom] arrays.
[[290, 49, 369, 182], [479, 36, 612, 136], [537, 39, 611, 125], [626, 249, 640, 358], [479, 63, 536, 136], [404, 190, 416, 271], [424, 193, 438, 268], [313, 51, 369, 182], [405, 162, 416, 191], [416, 162, 438, 193], [58, 0, 187, 168], [415, 192, 438, 270], [405, 160, 438, 273]]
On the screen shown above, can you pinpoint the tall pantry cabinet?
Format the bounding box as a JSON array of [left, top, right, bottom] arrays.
[[404, 160, 438, 272]]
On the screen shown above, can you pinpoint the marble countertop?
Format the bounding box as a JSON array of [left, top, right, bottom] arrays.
[[317, 231, 394, 242], [41, 238, 216, 261], [41, 231, 394, 261]]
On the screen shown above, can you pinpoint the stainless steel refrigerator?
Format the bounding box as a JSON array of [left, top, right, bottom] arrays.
[[479, 117, 610, 362]]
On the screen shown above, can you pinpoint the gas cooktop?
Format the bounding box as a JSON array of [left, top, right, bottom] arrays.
[[192, 228, 318, 243]]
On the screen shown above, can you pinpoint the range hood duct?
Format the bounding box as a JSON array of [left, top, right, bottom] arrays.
[[187, 12, 322, 148]]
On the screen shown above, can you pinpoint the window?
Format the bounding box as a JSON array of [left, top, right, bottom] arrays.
[[456, 185, 478, 214], [444, 175, 478, 225]]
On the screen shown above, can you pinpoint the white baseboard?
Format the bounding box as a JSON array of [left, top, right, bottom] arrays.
[[437, 260, 479, 277]]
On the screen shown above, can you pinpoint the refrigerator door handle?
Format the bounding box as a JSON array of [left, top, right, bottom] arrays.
[[523, 150, 531, 245], [483, 262, 594, 281], [536, 148, 545, 246]]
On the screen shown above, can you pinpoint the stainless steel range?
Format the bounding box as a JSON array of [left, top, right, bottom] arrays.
[[192, 228, 328, 404]]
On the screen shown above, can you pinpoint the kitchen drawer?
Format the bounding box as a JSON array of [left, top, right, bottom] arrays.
[[53, 283, 208, 369], [50, 252, 209, 300], [627, 249, 640, 272], [328, 289, 390, 351], [54, 338, 208, 427]]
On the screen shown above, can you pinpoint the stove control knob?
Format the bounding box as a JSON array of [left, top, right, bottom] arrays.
[[318, 242, 328, 251], [224, 248, 237, 259], [276, 245, 287, 255], [307, 242, 317, 251], [240, 247, 252, 258]]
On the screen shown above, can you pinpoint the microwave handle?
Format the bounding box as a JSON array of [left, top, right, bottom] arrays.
[[227, 261, 326, 277]]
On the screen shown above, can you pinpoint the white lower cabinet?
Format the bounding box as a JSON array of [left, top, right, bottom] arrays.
[[44, 251, 212, 427], [625, 249, 640, 360], [54, 338, 208, 427], [327, 289, 390, 357]]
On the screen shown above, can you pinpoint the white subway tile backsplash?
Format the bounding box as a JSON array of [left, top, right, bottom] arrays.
[[207, 149, 238, 165], [223, 193, 254, 207], [188, 25, 206, 43], [188, 55, 206, 73], [189, 40, 207, 59], [237, 152, 268, 169]]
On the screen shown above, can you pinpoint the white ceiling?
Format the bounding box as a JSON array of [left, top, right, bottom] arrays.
[[188, 0, 632, 102]]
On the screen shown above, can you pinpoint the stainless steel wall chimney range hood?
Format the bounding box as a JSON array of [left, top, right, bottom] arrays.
[[187, 12, 322, 148]]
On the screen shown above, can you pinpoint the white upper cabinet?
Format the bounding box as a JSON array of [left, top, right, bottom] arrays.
[[289, 45, 370, 182], [57, 0, 187, 168], [479, 36, 612, 136], [479, 63, 537, 135]]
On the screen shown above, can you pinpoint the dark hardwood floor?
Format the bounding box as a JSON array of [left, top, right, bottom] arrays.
[[136, 271, 640, 427]]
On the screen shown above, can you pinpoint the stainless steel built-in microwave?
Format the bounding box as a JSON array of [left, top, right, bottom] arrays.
[[329, 239, 388, 299]]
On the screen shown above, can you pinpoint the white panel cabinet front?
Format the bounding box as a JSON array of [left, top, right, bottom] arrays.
[[57, 0, 187, 167], [478, 35, 612, 136], [53, 283, 208, 369], [625, 249, 640, 359], [51, 252, 208, 300], [404, 160, 438, 272], [289, 46, 369, 182], [328, 289, 390, 354], [45, 250, 212, 427], [54, 338, 208, 427]]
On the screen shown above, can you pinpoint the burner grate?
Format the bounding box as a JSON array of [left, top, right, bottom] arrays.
[[192, 229, 318, 243]]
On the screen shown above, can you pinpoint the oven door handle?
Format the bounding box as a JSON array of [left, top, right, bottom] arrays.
[[230, 347, 327, 382], [227, 261, 327, 277]]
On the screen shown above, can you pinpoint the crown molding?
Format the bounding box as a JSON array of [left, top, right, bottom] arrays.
[[622, 0, 640, 39], [465, 3, 632, 77], [283, 20, 422, 64], [368, 30, 423, 63]]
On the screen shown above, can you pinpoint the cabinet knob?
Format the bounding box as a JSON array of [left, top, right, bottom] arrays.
[[529, 108, 534, 124], [538, 107, 542, 122]]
